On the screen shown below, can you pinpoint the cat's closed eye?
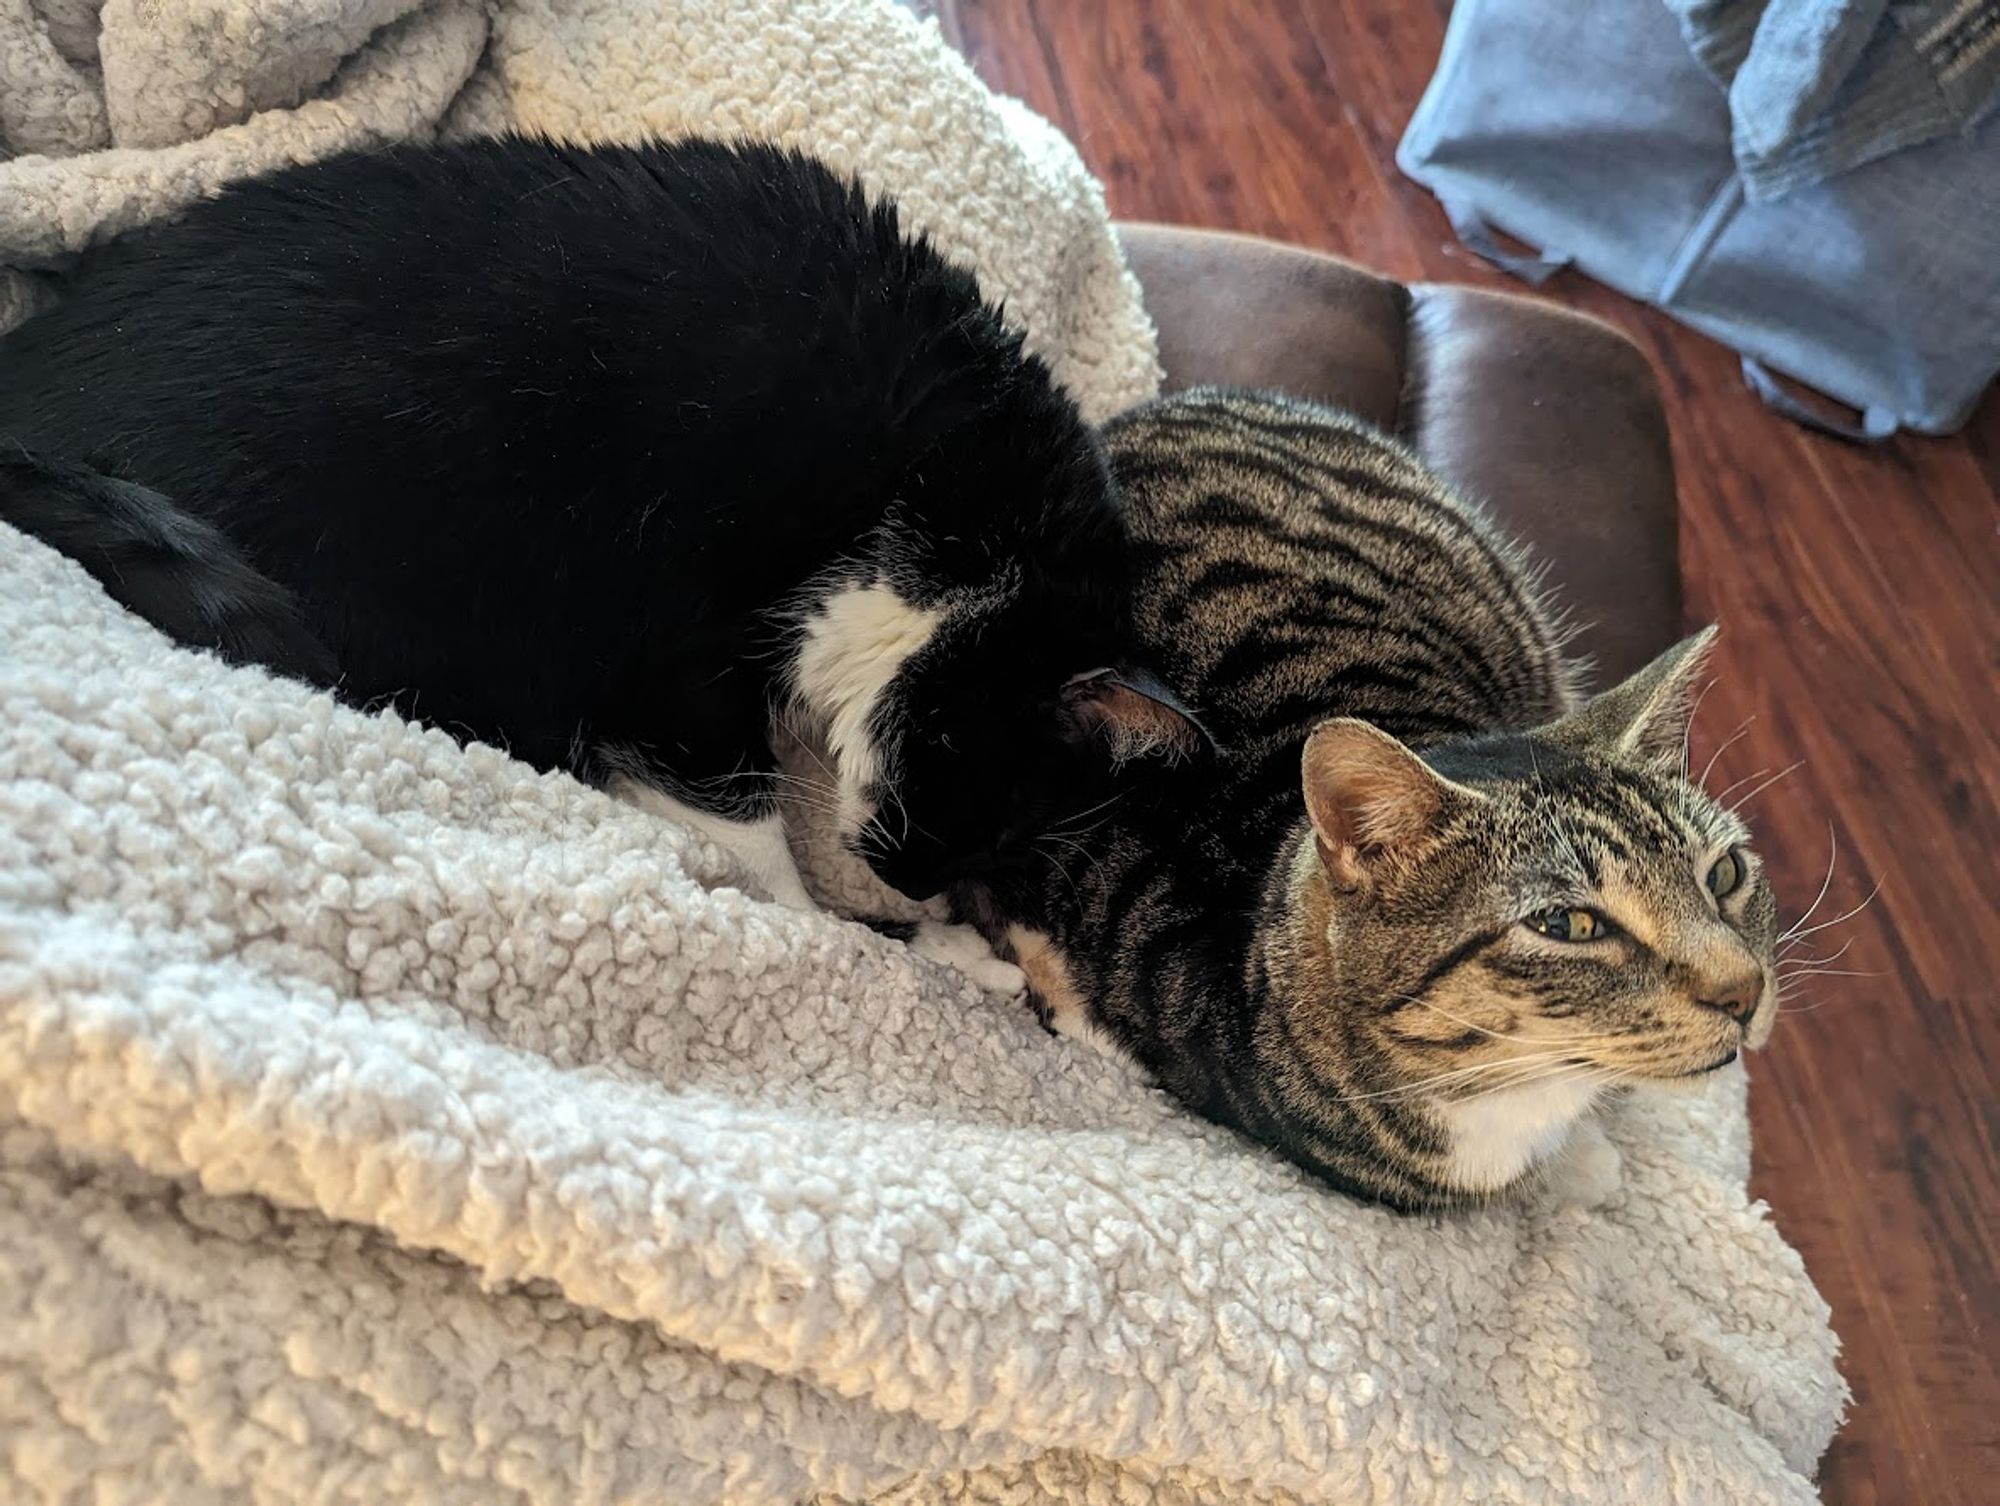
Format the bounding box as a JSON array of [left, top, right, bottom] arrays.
[[1523, 906, 1613, 942]]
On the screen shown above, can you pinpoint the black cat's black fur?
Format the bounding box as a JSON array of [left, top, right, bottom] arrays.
[[0, 447, 338, 687], [0, 136, 1196, 904]]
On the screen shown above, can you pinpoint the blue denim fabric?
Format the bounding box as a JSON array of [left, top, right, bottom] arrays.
[[1399, 0, 1999, 436], [1668, 0, 2000, 203]]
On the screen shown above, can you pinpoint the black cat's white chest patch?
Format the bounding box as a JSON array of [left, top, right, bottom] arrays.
[[787, 580, 944, 837]]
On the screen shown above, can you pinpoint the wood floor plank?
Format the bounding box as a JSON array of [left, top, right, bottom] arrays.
[[943, 3, 1999, 1500]]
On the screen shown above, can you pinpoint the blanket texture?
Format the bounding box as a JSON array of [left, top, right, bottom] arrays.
[[0, 1, 1847, 1501], [0, 0, 1157, 416]]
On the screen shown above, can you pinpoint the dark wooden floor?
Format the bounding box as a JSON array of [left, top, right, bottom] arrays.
[[928, 3, 1999, 1501]]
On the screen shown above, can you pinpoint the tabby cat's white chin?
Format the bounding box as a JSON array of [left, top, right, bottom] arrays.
[[1436, 1074, 1607, 1193]]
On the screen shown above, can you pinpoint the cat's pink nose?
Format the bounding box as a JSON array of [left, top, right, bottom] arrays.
[[1697, 973, 1763, 1027]]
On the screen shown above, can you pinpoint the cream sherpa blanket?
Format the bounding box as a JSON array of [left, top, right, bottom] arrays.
[[0, 0, 1155, 411], [0, 2, 1845, 1501]]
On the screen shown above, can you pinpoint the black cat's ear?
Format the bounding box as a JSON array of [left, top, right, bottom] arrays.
[[1542, 627, 1717, 775], [1302, 719, 1477, 891], [1060, 666, 1210, 765]]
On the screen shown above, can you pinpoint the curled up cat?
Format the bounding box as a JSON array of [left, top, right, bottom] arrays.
[[0, 135, 1202, 966], [955, 390, 1781, 1211]]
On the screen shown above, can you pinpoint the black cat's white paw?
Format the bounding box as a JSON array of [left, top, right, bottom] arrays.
[[909, 921, 1027, 995]]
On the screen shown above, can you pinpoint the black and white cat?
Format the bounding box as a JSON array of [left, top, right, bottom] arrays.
[[0, 136, 1201, 957]]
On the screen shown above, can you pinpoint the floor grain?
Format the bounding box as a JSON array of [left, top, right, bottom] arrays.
[[936, 3, 1999, 1500]]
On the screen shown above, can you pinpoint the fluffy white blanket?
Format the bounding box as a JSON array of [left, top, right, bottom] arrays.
[[0, 2, 1845, 1501]]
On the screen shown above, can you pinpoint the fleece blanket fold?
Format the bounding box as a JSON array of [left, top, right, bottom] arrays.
[[0, 1, 1844, 1500], [0, 0, 1157, 415]]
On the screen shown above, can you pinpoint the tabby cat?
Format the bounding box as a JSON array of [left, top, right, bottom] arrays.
[[960, 390, 1780, 1211], [0, 136, 1198, 931]]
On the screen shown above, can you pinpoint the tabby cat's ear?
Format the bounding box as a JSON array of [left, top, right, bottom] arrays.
[[1543, 626, 1718, 775], [1302, 719, 1475, 891], [1060, 666, 1210, 765]]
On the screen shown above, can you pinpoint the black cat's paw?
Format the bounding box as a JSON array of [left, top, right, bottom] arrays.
[[909, 920, 1029, 996]]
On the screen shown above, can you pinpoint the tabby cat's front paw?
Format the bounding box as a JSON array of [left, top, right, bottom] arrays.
[[909, 920, 1028, 996]]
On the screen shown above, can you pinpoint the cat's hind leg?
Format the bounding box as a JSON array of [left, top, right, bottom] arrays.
[[608, 778, 818, 912]]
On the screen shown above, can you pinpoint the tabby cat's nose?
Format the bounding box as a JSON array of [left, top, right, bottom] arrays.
[[1696, 972, 1763, 1026]]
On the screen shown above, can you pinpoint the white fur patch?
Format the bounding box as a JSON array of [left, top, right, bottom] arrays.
[[910, 920, 1027, 995], [789, 581, 943, 838], [1534, 1116, 1625, 1210], [608, 778, 818, 911], [1436, 1073, 1605, 1192]]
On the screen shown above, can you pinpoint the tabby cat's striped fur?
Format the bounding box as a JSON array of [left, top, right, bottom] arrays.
[[964, 390, 1780, 1211]]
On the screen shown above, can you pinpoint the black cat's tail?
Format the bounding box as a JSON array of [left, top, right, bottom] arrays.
[[0, 446, 341, 689]]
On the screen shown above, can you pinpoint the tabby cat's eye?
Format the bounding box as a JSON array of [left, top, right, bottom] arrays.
[[1523, 906, 1609, 942], [1706, 848, 1746, 901]]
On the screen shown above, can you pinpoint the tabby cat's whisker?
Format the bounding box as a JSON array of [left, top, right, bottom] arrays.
[[1778, 935, 1854, 966], [1725, 759, 1804, 813], [1390, 993, 1613, 1049], [1778, 824, 1840, 942], [1051, 832, 1106, 887], [1042, 789, 1129, 840], [1463, 1060, 1609, 1102], [1777, 880, 1881, 947], [1711, 765, 1770, 802], [1340, 1048, 1583, 1104], [1461, 1062, 1585, 1099], [1035, 841, 1086, 910], [1678, 678, 1724, 783], [1042, 811, 1124, 846], [1777, 993, 1847, 1015], [1588, 1064, 1640, 1093], [1459, 1055, 1638, 1108], [1696, 715, 1755, 788]]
